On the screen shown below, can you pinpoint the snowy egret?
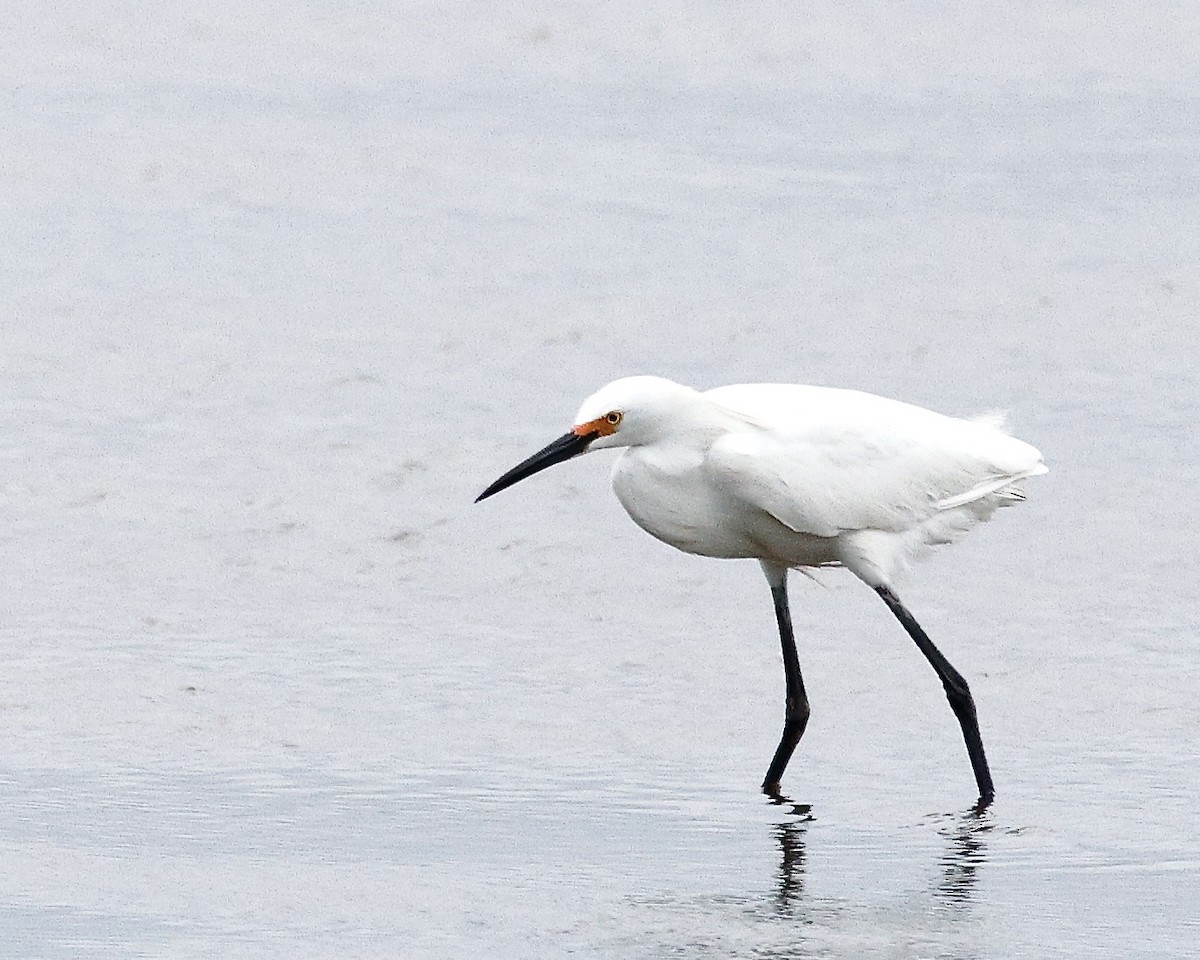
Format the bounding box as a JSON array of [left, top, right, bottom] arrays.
[[476, 376, 1047, 805]]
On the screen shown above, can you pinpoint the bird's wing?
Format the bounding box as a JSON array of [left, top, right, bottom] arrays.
[[702, 385, 1045, 538]]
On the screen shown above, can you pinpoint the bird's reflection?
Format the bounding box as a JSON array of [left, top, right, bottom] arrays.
[[765, 793, 813, 912], [934, 805, 991, 905], [763, 796, 991, 914], [773, 819, 808, 909]]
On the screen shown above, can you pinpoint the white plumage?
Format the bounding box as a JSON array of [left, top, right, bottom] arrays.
[[477, 375, 1047, 805], [579, 376, 1046, 586]]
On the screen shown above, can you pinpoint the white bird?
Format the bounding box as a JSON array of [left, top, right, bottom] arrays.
[[476, 376, 1047, 806]]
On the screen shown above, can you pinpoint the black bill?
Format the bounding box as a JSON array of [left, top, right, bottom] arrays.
[[475, 430, 597, 503]]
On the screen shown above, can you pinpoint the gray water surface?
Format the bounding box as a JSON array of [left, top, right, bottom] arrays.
[[2, 3, 1198, 957]]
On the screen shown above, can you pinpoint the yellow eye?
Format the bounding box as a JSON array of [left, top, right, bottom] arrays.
[[605, 411, 622, 426]]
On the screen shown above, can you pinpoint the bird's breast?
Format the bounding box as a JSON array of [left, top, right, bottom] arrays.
[[609, 447, 760, 559]]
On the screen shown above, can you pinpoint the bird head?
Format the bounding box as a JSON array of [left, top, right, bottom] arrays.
[[474, 376, 691, 502]]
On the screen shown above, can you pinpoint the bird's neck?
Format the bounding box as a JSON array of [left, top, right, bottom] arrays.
[[633, 394, 747, 452]]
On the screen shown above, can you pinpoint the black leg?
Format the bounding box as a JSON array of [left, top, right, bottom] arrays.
[[876, 584, 995, 806], [762, 577, 811, 796]]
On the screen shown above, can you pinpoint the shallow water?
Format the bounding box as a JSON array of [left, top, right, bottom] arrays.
[[2, 3, 1199, 957]]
